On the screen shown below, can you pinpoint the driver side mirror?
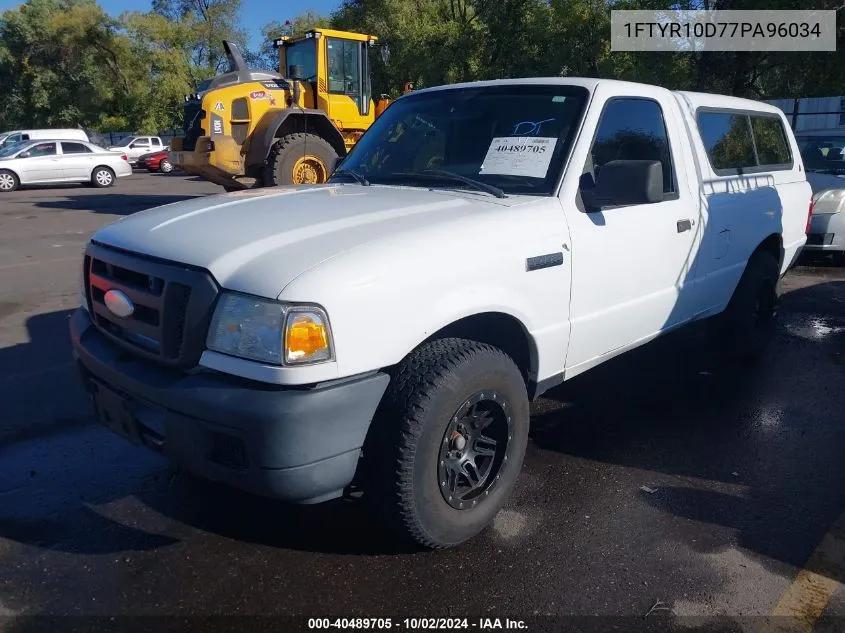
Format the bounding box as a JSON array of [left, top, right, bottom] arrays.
[[581, 160, 664, 210], [18, 151, 31, 159]]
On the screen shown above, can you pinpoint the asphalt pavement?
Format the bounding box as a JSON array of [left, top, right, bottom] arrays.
[[1, 174, 844, 633]]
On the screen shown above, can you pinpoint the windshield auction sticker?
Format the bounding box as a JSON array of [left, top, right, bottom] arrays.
[[480, 137, 557, 178]]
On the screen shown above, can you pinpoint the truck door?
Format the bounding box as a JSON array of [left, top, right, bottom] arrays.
[[325, 37, 370, 125], [562, 86, 702, 375], [129, 137, 151, 161]]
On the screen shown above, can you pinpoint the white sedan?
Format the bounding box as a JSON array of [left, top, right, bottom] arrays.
[[0, 139, 133, 192]]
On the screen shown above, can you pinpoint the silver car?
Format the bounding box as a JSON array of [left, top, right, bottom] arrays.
[[0, 139, 133, 192], [800, 133, 845, 263]]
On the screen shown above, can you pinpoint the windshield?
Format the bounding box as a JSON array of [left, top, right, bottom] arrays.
[[0, 135, 21, 149], [0, 141, 28, 158], [797, 135, 845, 173], [285, 40, 317, 79], [332, 84, 589, 196], [115, 137, 137, 147]]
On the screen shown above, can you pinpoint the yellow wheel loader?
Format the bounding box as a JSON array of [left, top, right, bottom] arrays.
[[169, 29, 398, 190]]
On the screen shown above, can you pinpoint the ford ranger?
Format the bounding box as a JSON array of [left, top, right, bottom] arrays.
[[70, 78, 810, 549]]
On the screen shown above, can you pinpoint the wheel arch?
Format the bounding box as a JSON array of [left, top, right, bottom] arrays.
[[756, 232, 783, 268], [0, 167, 21, 183], [715, 233, 783, 317], [413, 311, 542, 399], [245, 109, 346, 171]]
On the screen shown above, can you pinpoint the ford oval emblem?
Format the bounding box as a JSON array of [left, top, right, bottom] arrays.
[[104, 289, 135, 318]]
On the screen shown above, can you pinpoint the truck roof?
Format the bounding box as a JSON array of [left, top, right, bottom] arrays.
[[675, 90, 787, 116], [412, 78, 784, 114], [413, 77, 638, 94]]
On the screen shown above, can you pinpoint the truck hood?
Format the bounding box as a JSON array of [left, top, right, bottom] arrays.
[[93, 184, 526, 298]]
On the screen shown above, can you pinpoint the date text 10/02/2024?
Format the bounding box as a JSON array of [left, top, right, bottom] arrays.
[[307, 618, 529, 630]]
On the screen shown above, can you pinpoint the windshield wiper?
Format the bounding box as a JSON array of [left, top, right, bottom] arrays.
[[331, 168, 370, 186], [391, 169, 506, 198]]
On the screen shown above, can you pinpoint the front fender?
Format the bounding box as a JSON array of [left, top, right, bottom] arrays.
[[245, 109, 346, 169], [281, 247, 571, 385]]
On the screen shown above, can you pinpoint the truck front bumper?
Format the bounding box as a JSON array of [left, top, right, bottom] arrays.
[[70, 308, 390, 504]]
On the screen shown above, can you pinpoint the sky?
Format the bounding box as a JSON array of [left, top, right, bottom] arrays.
[[0, 0, 339, 50]]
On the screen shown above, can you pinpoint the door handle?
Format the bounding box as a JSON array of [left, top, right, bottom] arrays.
[[677, 219, 693, 233]]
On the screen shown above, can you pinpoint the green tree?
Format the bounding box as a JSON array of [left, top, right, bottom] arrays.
[[118, 10, 199, 132], [151, 0, 247, 73], [258, 10, 332, 70], [0, 0, 130, 130]]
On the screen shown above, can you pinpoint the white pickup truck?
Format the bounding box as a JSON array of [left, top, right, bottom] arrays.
[[107, 136, 165, 165], [71, 78, 810, 549]]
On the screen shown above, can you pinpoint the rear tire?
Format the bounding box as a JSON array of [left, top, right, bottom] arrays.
[[364, 338, 530, 549], [91, 166, 115, 188], [0, 169, 19, 192], [711, 250, 780, 362], [159, 159, 173, 174], [262, 132, 338, 186]]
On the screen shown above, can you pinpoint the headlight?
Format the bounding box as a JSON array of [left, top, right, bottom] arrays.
[[206, 292, 333, 365], [812, 189, 845, 214]]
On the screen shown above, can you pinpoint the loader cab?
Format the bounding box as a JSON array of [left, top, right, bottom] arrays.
[[275, 29, 376, 129]]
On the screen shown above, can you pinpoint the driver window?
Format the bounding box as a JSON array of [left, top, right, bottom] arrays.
[[26, 142, 57, 157], [327, 38, 361, 108], [583, 97, 676, 197]]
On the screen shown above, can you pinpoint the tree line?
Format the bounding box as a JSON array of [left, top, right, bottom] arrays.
[[1, 0, 843, 135]]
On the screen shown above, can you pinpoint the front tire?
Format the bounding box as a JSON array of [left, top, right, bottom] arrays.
[[0, 169, 19, 192], [262, 132, 338, 186], [712, 249, 780, 362], [159, 159, 173, 174], [91, 166, 115, 188], [364, 338, 530, 549]]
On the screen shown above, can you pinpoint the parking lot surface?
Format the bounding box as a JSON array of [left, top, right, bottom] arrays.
[[1, 174, 844, 632]]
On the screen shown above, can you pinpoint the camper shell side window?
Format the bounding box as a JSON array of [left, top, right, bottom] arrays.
[[696, 108, 794, 176]]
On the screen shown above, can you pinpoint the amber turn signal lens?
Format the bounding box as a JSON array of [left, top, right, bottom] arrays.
[[285, 311, 331, 363]]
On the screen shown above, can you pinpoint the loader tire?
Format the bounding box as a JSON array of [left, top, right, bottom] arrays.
[[263, 133, 338, 186]]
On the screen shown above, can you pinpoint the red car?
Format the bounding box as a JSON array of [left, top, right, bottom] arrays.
[[137, 149, 175, 173]]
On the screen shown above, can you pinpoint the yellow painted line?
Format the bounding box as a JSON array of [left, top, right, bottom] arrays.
[[767, 510, 845, 632]]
